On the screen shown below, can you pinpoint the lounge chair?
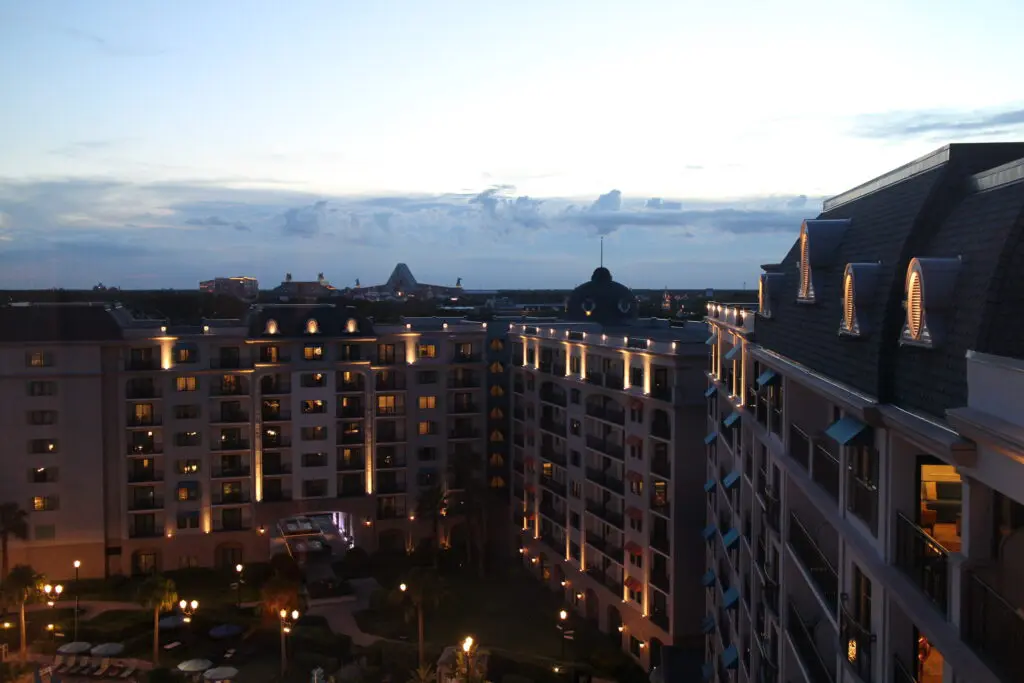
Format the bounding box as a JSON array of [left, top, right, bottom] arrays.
[[92, 658, 111, 677], [76, 658, 99, 675], [105, 660, 126, 678], [119, 664, 137, 679], [68, 657, 91, 675], [56, 656, 76, 674], [52, 655, 65, 671]]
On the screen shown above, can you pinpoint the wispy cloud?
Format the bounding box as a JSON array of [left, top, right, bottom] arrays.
[[0, 178, 818, 289], [853, 105, 1024, 140]]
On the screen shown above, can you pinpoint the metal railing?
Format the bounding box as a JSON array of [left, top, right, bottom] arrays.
[[789, 512, 838, 616], [788, 602, 835, 683], [839, 601, 875, 683], [962, 569, 1024, 683], [847, 473, 879, 534], [789, 424, 810, 470], [894, 512, 949, 615], [811, 443, 840, 501]]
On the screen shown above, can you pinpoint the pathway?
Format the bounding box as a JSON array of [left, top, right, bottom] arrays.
[[305, 577, 382, 646]]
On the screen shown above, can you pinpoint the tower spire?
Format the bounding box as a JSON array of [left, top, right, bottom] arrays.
[[600, 236, 604, 267]]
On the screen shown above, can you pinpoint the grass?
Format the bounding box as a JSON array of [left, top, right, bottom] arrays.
[[72, 565, 273, 607]]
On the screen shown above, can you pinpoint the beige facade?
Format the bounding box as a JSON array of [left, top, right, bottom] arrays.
[[508, 319, 710, 670], [0, 305, 487, 581]]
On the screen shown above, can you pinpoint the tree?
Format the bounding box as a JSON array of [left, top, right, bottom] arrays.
[[392, 567, 443, 669], [406, 665, 437, 683], [0, 504, 29, 581], [415, 485, 445, 568], [452, 452, 488, 576], [2, 565, 43, 662], [260, 575, 301, 624], [136, 574, 178, 666]]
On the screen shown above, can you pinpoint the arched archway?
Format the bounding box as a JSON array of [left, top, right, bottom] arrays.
[[215, 543, 244, 570], [378, 528, 405, 553], [584, 588, 599, 623], [649, 637, 664, 671], [606, 604, 623, 638], [131, 549, 161, 575], [584, 394, 624, 422]]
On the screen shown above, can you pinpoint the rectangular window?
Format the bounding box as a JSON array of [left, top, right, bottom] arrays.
[[177, 482, 199, 501], [29, 439, 58, 454], [418, 344, 437, 358], [377, 344, 396, 365], [630, 367, 644, 387], [177, 459, 200, 475], [630, 554, 643, 569], [175, 345, 197, 364], [303, 345, 324, 361], [174, 404, 200, 420], [417, 370, 438, 384], [302, 452, 328, 467], [30, 467, 58, 484], [177, 511, 200, 530], [175, 431, 202, 447], [301, 399, 326, 414], [570, 388, 580, 404], [32, 495, 59, 512], [418, 421, 436, 436], [569, 356, 581, 374], [418, 396, 437, 410], [301, 426, 327, 441], [27, 410, 57, 425], [377, 395, 403, 416], [301, 372, 326, 387], [339, 344, 361, 361], [303, 479, 329, 497], [27, 381, 57, 397], [176, 376, 197, 392], [26, 351, 54, 368]]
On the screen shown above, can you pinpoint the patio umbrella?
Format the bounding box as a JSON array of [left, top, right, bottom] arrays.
[[177, 659, 213, 674], [208, 624, 243, 639], [90, 643, 125, 657], [57, 642, 92, 655], [159, 614, 186, 629], [203, 667, 238, 681]]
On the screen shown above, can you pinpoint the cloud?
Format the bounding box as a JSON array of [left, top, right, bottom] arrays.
[[853, 105, 1024, 140], [0, 177, 820, 288]]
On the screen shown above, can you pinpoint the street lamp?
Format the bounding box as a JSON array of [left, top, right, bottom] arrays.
[[279, 608, 300, 676], [72, 560, 81, 642], [234, 564, 244, 607], [43, 584, 64, 608], [461, 636, 477, 683], [557, 610, 569, 660], [179, 599, 199, 623]]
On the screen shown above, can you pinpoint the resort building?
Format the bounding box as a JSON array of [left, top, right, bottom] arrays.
[[702, 143, 1024, 683], [510, 266, 712, 670]]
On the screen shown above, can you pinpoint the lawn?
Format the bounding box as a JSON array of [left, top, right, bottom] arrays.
[[73, 565, 273, 607]]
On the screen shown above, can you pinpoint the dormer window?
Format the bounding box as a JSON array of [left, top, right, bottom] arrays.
[[900, 257, 961, 348], [345, 318, 358, 334], [758, 273, 783, 318], [265, 319, 279, 335], [306, 319, 319, 335], [839, 263, 880, 337], [798, 228, 814, 302], [794, 218, 851, 305]]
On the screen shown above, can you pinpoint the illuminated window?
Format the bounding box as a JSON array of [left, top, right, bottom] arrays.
[[797, 225, 815, 303], [378, 395, 401, 415], [32, 496, 58, 512], [490, 453, 504, 466], [177, 459, 200, 474], [542, 462, 553, 477], [177, 482, 199, 501], [490, 430, 504, 442], [265, 319, 279, 335], [490, 407, 504, 419], [175, 346, 195, 363], [176, 376, 197, 392], [305, 319, 319, 335], [26, 351, 53, 368], [490, 362, 504, 373], [304, 345, 324, 360], [345, 318, 359, 334], [490, 385, 504, 397], [490, 338, 504, 351], [419, 396, 437, 409], [418, 421, 436, 436], [418, 344, 437, 358], [490, 476, 505, 488]]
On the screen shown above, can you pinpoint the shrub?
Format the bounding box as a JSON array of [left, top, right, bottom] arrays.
[[147, 668, 175, 683]]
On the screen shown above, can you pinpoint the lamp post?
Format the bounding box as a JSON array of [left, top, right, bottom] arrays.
[[72, 560, 81, 642], [234, 564, 244, 608], [179, 599, 199, 623], [461, 636, 477, 683], [557, 609, 568, 661], [279, 608, 300, 676], [43, 584, 64, 608]]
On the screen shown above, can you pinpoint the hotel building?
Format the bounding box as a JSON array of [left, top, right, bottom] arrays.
[[0, 303, 488, 579], [702, 143, 1024, 683], [510, 266, 711, 670]]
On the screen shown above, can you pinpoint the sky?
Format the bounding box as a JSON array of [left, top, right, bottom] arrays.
[[1, 0, 1023, 290]]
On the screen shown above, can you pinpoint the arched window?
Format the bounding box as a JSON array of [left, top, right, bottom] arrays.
[[265, 319, 279, 335], [490, 430, 504, 442], [305, 319, 319, 335], [842, 270, 856, 333], [490, 362, 504, 373], [489, 407, 504, 419], [345, 318, 358, 334], [490, 385, 504, 397], [490, 338, 504, 351], [798, 227, 815, 302]]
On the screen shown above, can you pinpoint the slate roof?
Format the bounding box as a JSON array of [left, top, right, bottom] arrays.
[[754, 143, 1024, 419], [0, 303, 126, 343], [565, 267, 639, 324], [247, 304, 374, 338]]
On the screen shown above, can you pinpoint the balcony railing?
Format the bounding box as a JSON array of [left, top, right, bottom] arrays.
[[585, 467, 625, 495], [651, 422, 671, 440], [212, 492, 251, 505], [449, 375, 481, 388], [585, 435, 624, 460], [540, 446, 567, 467], [540, 476, 567, 498], [262, 490, 292, 502], [605, 374, 623, 390], [961, 569, 1024, 683], [811, 442, 840, 501], [789, 425, 810, 470], [585, 404, 624, 425], [337, 406, 363, 418], [128, 470, 163, 483], [125, 358, 160, 371], [584, 371, 604, 386], [788, 512, 838, 616], [650, 385, 672, 402], [127, 415, 162, 427], [127, 443, 163, 455], [212, 465, 251, 478], [262, 462, 292, 475], [892, 656, 916, 683], [651, 456, 671, 479], [450, 402, 479, 415], [213, 520, 252, 532], [585, 500, 624, 528], [262, 409, 292, 421], [213, 439, 250, 451], [260, 381, 291, 395], [894, 512, 949, 615], [128, 527, 163, 539], [448, 428, 480, 440], [788, 602, 836, 683], [129, 498, 163, 511], [650, 533, 670, 555], [452, 352, 482, 363], [847, 474, 879, 534], [213, 411, 249, 424], [839, 601, 875, 683], [539, 388, 567, 407], [540, 417, 567, 437], [211, 357, 251, 369], [126, 385, 160, 399]]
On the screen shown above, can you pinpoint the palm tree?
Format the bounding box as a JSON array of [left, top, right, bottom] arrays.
[[392, 567, 442, 668], [406, 665, 437, 683], [136, 574, 178, 666], [260, 575, 301, 622], [0, 504, 29, 581], [452, 452, 488, 576], [415, 485, 445, 567], [2, 565, 43, 663]]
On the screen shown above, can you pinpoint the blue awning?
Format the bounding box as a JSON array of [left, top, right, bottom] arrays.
[[724, 346, 741, 362], [756, 369, 778, 389], [722, 528, 740, 550], [701, 569, 716, 587], [704, 385, 718, 398], [704, 431, 719, 445], [825, 415, 870, 446], [701, 614, 715, 634], [722, 645, 739, 669], [723, 411, 741, 429], [704, 478, 716, 493], [705, 334, 717, 346], [702, 524, 717, 541], [723, 586, 740, 609], [722, 470, 740, 490], [701, 663, 714, 681]]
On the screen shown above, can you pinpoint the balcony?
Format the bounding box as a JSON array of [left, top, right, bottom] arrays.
[[839, 602, 875, 683], [585, 567, 623, 595], [376, 405, 406, 417], [212, 410, 249, 424], [651, 422, 671, 440], [586, 435, 624, 460], [210, 357, 251, 370], [375, 376, 406, 391], [539, 417, 567, 437], [585, 499, 623, 528], [126, 384, 160, 399], [125, 358, 159, 371], [377, 479, 408, 494], [213, 520, 252, 532], [213, 439, 250, 451], [763, 488, 781, 533], [337, 377, 364, 392], [788, 602, 836, 683], [452, 352, 482, 363], [211, 383, 247, 397], [961, 569, 1024, 683], [789, 424, 811, 470], [650, 533, 670, 555], [585, 467, 625, 495], [262, 462, 292, 475], [127, 443, 163, 455], [605, 374, 623, 390], [586, 403, 625, 425], [128, 526, 163, 539], [212, 465, 251, 478], [449, 402, 479, 415], [847, 473, 879, 534], [586, 534, 624, 561], [540, 446, 567, 467], [650, 495, 670, 517], [894, 513, 949, 615], [449, 375, 481, 389], [584, 371, 604, 386], [650, 385, 672, 402], [128, 469, 164, 483], [258, 350, 290, 364], [127, 415, 162, 427], [263, 434, 291, 448], [651, 455, 671, 479], [539, 388, 567, 407], [539, 500, 562, 521], [539, 476, 567, 498], [260, 380, 291, 395], [337, 431, 363, 446], [788, 512, 838, 615], [513, 382, 524, 395], [129, 498, 163, 511], [262, 409, 292, 421], [650, 571, 670, 593], [811, 442, 840, 501], [262, 490, 292, 502], [448, 427, 480, 440], [212, 491, 251, 505], [338, 487, 365, 499]]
